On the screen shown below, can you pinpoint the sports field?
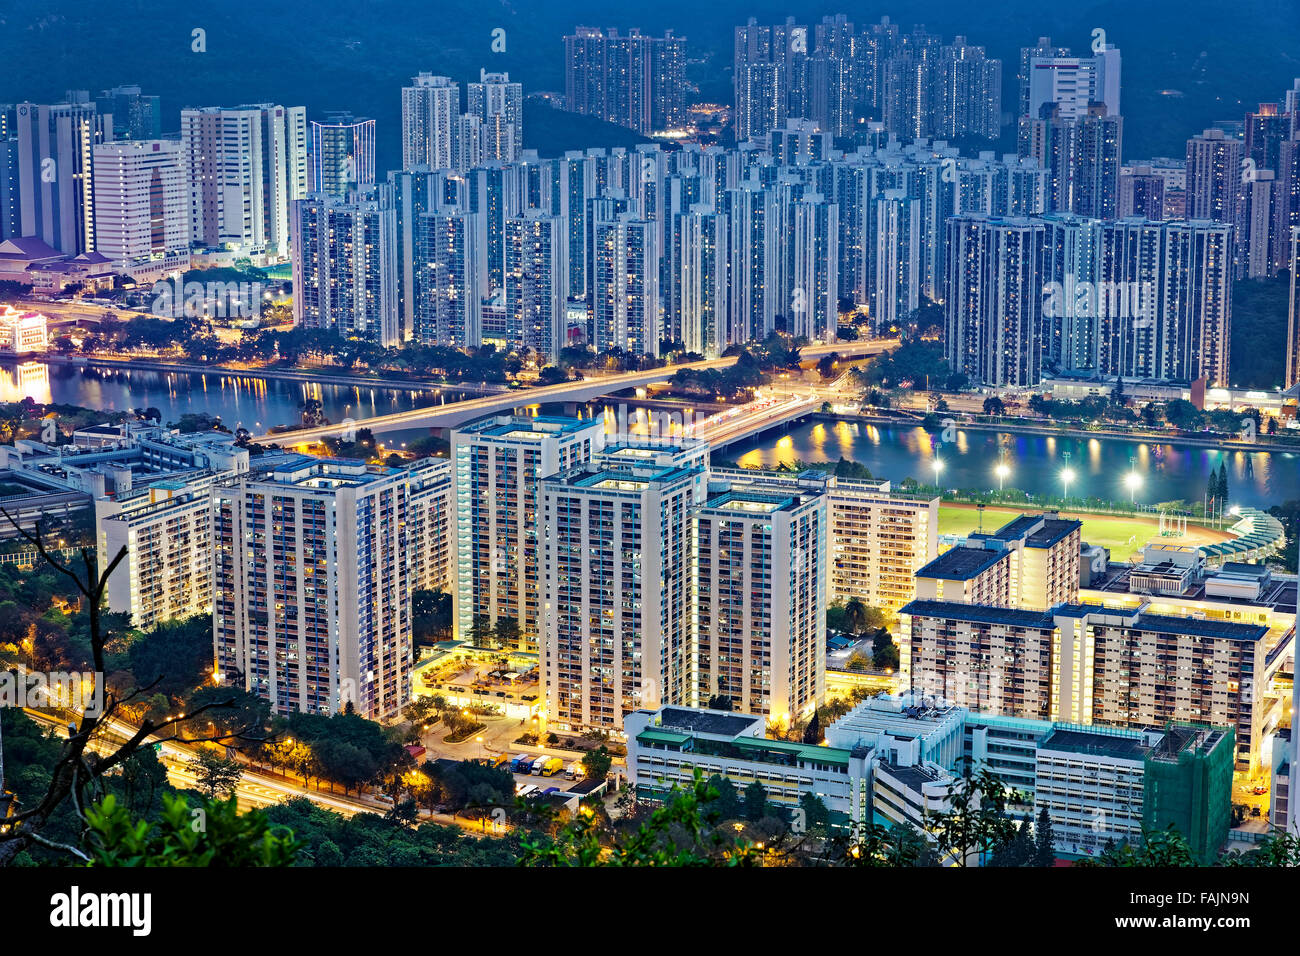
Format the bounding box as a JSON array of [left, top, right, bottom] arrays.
[[937, 504, 1232, 561]]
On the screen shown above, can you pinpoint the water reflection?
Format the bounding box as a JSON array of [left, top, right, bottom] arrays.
[[726, 421, 1300, 509]]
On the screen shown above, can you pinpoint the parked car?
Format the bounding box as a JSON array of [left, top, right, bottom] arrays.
[[564, 760, 582, 780]]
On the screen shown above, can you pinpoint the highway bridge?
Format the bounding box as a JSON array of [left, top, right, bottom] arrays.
[[253, 339, 896, 443]]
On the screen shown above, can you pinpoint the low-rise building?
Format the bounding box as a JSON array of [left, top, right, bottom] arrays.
[[626, 706, 872, 828], [827, 693, 1233, 860], [898, 599, 1271, 770], [0, 304, 47, 354]]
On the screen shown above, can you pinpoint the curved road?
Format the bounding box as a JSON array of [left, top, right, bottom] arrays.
[[254, 339, 896, 444]]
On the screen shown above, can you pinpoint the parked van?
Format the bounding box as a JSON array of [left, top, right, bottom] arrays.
[[490, 753, 509, 769], [531, 755, 548, 775], [513, 755, 536, 774], [541, 757, 564, 777], [518, 784, 539, 799], [564, 760, 582, 780]]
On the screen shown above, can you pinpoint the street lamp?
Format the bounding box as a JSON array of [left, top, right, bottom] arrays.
[[1060, 467, 1076, 501], [995, 462, 1010, 492], [1125, 470, 1142, 504]]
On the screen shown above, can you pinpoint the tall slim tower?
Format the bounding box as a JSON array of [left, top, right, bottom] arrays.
[[693, 483, 826, 722], [292, 186, 399, 347], [310, 112, 375, 200], [1287, 228, 1300, 389], [540, 460, 706, 733], [467, 70, 523, 163], [401, 74, 459, 171], [15, 101, 109, 254], [450, 415, 604, 652]]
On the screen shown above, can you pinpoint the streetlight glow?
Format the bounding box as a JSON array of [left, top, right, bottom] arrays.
[[995, 462, 1010, 491], [1060, 467, 1076, 499], [1125, 470, 1142, 503]]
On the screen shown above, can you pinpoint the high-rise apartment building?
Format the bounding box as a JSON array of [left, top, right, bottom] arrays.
[[180, 104, 308, 260], [898, 600, 1268, 768], [310, 112, 376, 201], [467, 71, 523, 163], [1288, 228, 1300, 389], [96, 85, 161, 141], [451, 415, 605, 652], [503, 210, 568, 360], [591, 209, 660, 356], [733, 18, 805, 142], [675, 203, 729, 357], [563, 27, 687, 134], [1098, 218, 1233, 385], [1185, 128, 1244, 222], [407, 456, 454, 595], [540, 459, 706, 733], [1026, 104, 1123, 218], [412, 204, 483, 349], [401, 74, 459, 171], [291, 186, 399, 347], [213, 457, 413, 720], [693, 484, 826, 723], [711, 468, 939, 613], [945, 215, 1047, 388], [14, 101, 110, 255], [97, 468, 245, 630], [91, 139, 191, 278]]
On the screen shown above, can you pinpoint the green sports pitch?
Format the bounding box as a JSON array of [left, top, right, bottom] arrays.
[[936, 505, 1228, 561]]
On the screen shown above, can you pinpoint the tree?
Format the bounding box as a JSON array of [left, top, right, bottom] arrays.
[[796, 792, 831, 836], [468, 614, 494, 648], [493, 615, 521, 650], [704, 775, 741, 821], [519, 770, 769, 867], [801, 710, 822, 744], [743, 781, 769, 822], [925, 763, 1021, 867], [826, 603, 849, 634], [706, 694, 733, 711], [1080, 825, 1198, 867], [581, 746, 612, 781], [186, 747, 244, 800], [0, 513, 266, 866], [844, 597, 867, 634], [989, 816, 1036, 867], [1034, 807, 1056, 867], [983, 396, 1006, 416], [871, 629, 900, 670], [1165, 398, 1202, 430], [83, 793, 299, 867], [1217, 461, 1229, 505]]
